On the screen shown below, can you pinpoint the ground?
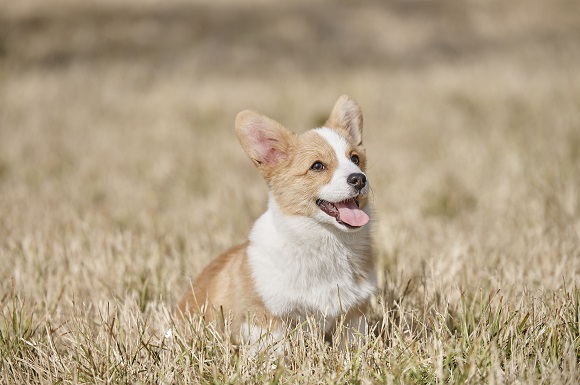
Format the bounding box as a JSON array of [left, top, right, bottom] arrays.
[[1, 0, 579, 383]]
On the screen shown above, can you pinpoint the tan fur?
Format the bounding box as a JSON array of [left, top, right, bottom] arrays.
[[177, 242, 278, 338], [272, 131, 338, 217]]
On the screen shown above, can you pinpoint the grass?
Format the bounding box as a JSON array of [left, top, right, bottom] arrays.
[[1, 0, 579, 383]]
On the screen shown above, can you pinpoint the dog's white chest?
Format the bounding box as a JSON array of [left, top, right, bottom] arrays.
[[247, 203, 375, 326]]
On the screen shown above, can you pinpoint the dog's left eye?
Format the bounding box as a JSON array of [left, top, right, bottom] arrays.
[[350, 154, 360, 165]]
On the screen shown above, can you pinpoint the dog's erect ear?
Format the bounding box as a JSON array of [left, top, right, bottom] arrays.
[[325, 95, 363, 146], [236, 110, 294, 178]]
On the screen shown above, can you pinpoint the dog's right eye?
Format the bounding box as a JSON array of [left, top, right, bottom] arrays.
[[310, 161, 326, 171]]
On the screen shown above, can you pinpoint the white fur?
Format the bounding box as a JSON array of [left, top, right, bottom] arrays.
[[246, 127, 375, 333], [315, 127, 369, 202]]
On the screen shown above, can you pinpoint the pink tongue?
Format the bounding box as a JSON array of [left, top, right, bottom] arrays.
[[336, 200, 370, 227]]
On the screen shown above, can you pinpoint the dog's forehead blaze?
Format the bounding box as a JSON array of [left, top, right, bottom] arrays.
[[314, 127, 367, 171]]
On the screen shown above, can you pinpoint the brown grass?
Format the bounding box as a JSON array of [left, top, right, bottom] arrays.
[[1, 0, 579, 383]]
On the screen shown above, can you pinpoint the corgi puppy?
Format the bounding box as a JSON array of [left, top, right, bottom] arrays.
[[178, 95, 376, 346]]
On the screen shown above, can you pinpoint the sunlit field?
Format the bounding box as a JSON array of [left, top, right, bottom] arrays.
[[1, 0, 579, 383]]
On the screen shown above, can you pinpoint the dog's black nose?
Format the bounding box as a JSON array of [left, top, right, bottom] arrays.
[[347, 173, 367, 191]]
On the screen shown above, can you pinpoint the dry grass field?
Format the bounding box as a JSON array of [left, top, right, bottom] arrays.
[[1, 0, 580, 383]]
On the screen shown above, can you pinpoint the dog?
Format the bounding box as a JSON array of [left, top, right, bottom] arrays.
[[178, 95, 376, 347]]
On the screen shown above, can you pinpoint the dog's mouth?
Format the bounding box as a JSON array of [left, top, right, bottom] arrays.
[[316, 197, 370, 228]]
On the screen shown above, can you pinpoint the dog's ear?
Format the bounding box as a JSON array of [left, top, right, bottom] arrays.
[[236, 110, 294, 179], [325, 95, 363, 146]]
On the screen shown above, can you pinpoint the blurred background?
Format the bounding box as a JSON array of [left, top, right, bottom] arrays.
[[1, 0, 579, 305]]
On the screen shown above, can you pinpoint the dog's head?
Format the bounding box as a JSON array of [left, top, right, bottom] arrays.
[[236, 95, 370, 232]]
